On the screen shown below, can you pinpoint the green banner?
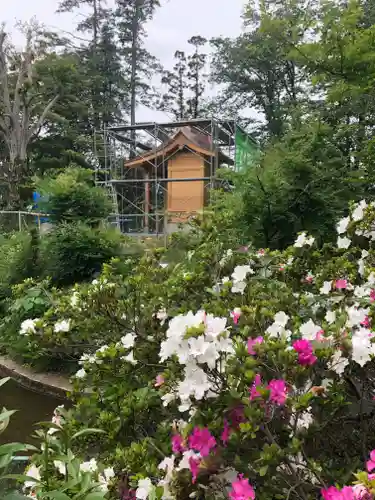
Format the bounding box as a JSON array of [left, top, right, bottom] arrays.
[[235, 129, 258, 172]]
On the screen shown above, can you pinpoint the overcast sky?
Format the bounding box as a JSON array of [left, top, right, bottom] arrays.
[[4, 0, 246, 122]]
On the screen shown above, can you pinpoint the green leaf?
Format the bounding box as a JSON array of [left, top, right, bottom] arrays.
[[71, 428, 105, 440], [84, 493, 106, 500], [42, 491, 71, 500], [0, 410, 18, 423], [259, 465, 268, 477], [2, 474, 41, 484], [0, 377, 10, 388], [35, 421, 63, 431], [0, 453, 13, 469], [0, 443, 35, 456], [3, 493, 29, 500]]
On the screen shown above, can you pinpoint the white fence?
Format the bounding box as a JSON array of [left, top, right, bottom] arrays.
[[0, 211, 49, 232]]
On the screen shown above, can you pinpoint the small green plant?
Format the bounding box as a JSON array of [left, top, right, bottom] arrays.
[[38, 222, 123, 286], [35, 166, 111, 226]]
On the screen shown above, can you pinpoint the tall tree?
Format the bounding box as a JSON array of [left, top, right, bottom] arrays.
[[211, 0, 315, 140], [115, 0, 160, 136], [57, 0, 127, 131], [186, 36, 207, 119], [0, 25, 60, 208], [159, 50, 188, 120], [158, 37, 208, 120], [223, 0, 375, 249]]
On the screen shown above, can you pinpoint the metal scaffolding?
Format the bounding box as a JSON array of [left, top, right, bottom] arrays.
[[93, 118, 249, 236]]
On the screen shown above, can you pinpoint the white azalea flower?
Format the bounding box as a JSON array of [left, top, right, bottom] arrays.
[[274, 311, 290, 327], [299, 319, 321, 341], [70, 292, 80, 307], [120, 333, 137, 348], [320, 281, 332, 295], [177, 450, 201, 471], [325, 310, 336, 324], [346, 306, 369, 328], [337, 236, 351, 249], [156, 309, 168, 325], [23, 465, 41, 490], [136, 478, 153, 500], [177, 361, 214, 405], [20, 318, 38, 335], [54, 319, 71, 333], [54, 460, 66, 475], [290, 407, 313, 432], [354, 285, 370, 298], [79, 353, 96, 365], [231, 265, 254, 282], [161, 392, 176, 407], [75, 368, 87, 379], [294, 232, 315, 248], [121, 350, 137, 365], [352, 200, 367, 222], [159, 456, 175, 474], [350, 328, 375, 367], [80, 458, 97, 473], [231, 281, 247, 294], [328, 350, 349, 375], [336, 216, 350, 234], [96, 345, 109, 355]]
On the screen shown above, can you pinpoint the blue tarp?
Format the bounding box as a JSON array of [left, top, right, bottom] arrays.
[[32, 192, 49, 223]]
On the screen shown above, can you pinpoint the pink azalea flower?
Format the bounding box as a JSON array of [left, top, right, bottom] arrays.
[[268, 379, 288, 406], [279, 264, 285, 272], [292, 339, 317, 366], [304, 272, 314, 284], [188, 456, 201, 484], [367, 450, 375, 472], [249, 374, 262, 401], [321, 486, 354, 500], [257, 249, 265, 257], [221, 419, 230, 445], [335, 279, 348, 290], [368, 473, 375, 481], [361, 316, 371, 328], [229, 474, 255, 500], [154, 374, 165, 387], [238, 245, 249, 253], [315, 329, 325, 342], [247, 336, 264, 355], [352, 484, 372, 499], [231, 308, 242, 325], [188, 427, 216, 457], [370, 290, 375, 303], [171, 434, 185, 454]]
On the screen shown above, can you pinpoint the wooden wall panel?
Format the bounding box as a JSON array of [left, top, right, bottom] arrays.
[[167, 153, 205, 221]]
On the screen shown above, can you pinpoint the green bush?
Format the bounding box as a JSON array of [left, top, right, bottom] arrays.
[[38, 222, 123, 286], [0, 231, 38, 302], [35, 166, 112, 226]]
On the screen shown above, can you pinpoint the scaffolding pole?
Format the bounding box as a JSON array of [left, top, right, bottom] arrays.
[[93, 117, 257, 236]]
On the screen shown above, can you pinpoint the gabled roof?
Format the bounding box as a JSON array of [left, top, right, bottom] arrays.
[[123, 126, 231, 168]]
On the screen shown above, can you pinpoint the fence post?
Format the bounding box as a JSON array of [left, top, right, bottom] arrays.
[[18, 211, 22, 232]]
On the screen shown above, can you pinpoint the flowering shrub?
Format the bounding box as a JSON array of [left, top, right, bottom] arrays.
[[13, 200, 375, 499], [19, 405, 110, 500]]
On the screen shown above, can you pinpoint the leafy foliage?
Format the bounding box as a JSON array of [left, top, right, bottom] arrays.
[[35, 167, 111, 226], [38, 222, 123, 287]]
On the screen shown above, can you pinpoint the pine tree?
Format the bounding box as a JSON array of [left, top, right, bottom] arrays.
[[159, 50, 188, 120], [158, 38, 208, 120], [186, 36, 207, 119], [115, 0, 160, 127], [57, 0, 127, 130]]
